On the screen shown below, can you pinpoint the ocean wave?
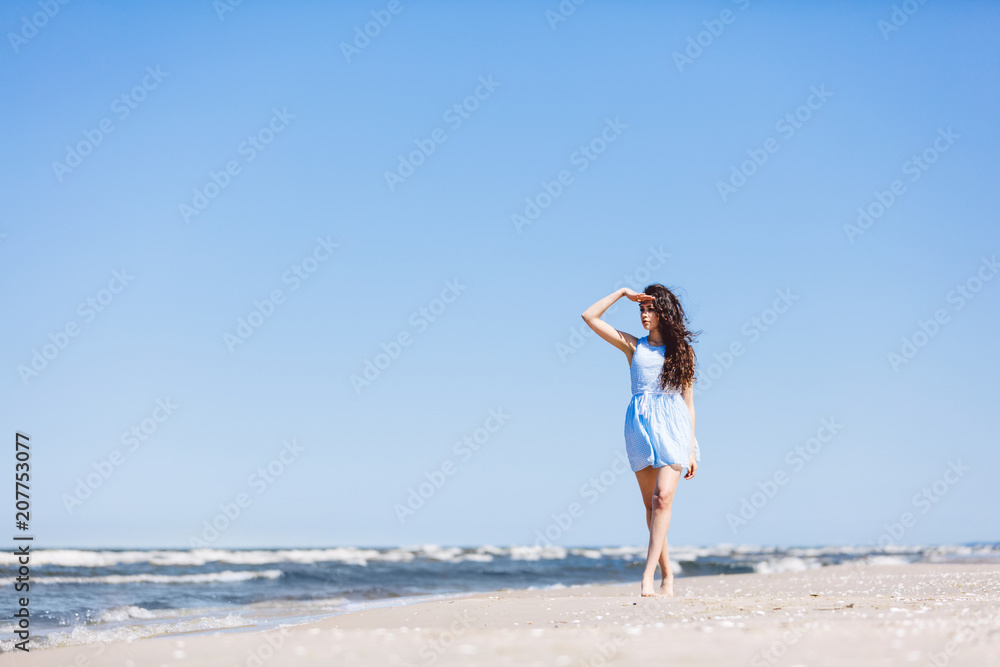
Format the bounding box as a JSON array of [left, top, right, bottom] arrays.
[[508, 545, 569, 560], [1, 569, 283, 586], [0, 543, 995, 570], [96, 605, 157, 623], [753, 556, 825, 574], [0, 546, 499, 568], [861, 555, 916, 566], [0, 548, 387, 568], [0, 614, 254, 653]]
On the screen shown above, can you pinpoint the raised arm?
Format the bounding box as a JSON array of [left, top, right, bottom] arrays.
[[581, 288, 649, 361]]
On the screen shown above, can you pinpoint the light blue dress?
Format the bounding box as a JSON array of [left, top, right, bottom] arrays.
[[624, 336, 701, 473]]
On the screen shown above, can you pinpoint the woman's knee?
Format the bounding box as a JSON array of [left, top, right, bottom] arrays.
[[652, 488, 674, 510]]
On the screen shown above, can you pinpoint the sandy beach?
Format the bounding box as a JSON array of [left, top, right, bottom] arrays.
[[6, 562, 999, 666]]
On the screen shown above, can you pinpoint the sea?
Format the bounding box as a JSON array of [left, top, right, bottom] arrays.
[[2, 542, 997, 652]]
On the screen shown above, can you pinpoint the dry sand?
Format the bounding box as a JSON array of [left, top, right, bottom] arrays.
[[5, 562, 999, 666]]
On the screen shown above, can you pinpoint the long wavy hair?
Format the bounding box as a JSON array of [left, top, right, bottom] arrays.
[[643, 284, 700, 392]]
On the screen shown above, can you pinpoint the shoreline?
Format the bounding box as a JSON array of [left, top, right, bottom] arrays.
[[5, 562, 999, 666], [0, 580, 607, 654]]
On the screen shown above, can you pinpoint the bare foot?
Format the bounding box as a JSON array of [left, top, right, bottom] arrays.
[[640, 574, 659, 597], [658, 573, 675, 597]]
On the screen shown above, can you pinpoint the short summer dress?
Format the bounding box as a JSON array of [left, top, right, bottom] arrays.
[[624, 336, 701, 473]]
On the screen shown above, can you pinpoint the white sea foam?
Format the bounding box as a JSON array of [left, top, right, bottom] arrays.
[[0, 614, 253, 652], [594, 545, 646, 559], [753, 557, 824, 574], [475, 544, 508, 556], [463, 553, 495, 562], [510, 545, 570, 560], [0, 544, 994, 570], [96, 605, 157, 623], [0, 548, 386, 567], [863, 555, 914, 566], [0, 546, 502, 568], [3, 569, 283, 586]]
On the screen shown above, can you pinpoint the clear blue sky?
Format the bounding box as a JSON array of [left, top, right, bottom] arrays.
[[2, 0, 997, 550]]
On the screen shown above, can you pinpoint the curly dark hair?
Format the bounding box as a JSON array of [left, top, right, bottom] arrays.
[[643, 284, 701, 392]]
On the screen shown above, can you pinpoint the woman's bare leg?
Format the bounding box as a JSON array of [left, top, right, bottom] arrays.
[[643, 507, 674, 594], [658, 536, 675, 596], [635, 486, 671, 577], [635, 465, 678, 596], [641, 465, 681, 596], [655, 465, 682, 596]]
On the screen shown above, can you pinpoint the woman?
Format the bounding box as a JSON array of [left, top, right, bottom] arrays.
[[581, 284, 701, 597]]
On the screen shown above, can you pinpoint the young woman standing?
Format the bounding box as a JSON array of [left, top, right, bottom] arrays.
[[581, 284, 701, 597]]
